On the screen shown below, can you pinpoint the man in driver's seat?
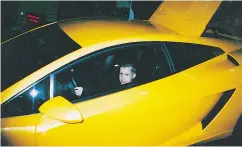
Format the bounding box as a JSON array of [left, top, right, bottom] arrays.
[[73, 64, 136, 97], [119, 64, 136, 85]]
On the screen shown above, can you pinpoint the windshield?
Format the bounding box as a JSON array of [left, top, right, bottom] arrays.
[[1, 23, 81, 91]]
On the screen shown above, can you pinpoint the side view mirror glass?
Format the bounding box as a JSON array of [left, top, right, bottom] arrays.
[[39, 96, 83, 123]]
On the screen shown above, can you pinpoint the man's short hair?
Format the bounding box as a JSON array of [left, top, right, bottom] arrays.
[[121, 64, 136, 74]]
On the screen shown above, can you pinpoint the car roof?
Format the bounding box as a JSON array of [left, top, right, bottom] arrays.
[[58, 17, 177, 47]]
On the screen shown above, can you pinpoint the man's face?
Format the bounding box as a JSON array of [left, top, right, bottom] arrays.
[[119, 67, 136, 85]]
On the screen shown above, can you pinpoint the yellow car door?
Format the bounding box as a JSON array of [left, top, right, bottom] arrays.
[[35, 42, 203, 145], [1, 114, 42, 146]]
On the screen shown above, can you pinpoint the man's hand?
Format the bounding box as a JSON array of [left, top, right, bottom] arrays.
[[73, 87, 83, 96]]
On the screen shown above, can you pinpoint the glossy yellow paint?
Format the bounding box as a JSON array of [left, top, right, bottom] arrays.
[[149, 1, 222, 36], [1, 32, 241, 104], [58, 19, 164, 47], [1, 15, 242, 146], [35, 71, 202, 145], [1, 114, 42, 146], [39, 96, 83, 123], [33, 55, 242, 145], [229, 49, 242, 64], [161, 123, 203, 145], [184, 54, 242, 95]]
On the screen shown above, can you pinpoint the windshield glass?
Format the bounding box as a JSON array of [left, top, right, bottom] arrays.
[[1, 23, 81, 91]]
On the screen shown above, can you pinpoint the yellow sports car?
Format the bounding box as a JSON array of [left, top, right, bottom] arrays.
[[1, 1, 242, 146]]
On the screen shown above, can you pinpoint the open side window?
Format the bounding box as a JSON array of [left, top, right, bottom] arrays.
[[53, 42, 172, 103]]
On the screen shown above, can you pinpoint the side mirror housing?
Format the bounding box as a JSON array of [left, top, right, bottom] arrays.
[[39, 96, 83, 123]]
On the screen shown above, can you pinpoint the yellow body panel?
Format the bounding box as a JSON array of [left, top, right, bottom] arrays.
[[39, 96, 83, 123], [1, 114, 42, 146], [1, 13, 242, 146], [1, 33, 241, 104], [229, 49, 242, 64], [35, 71, 202, 145], [149, 1, 222, 36], [58, 19, 169, 47]]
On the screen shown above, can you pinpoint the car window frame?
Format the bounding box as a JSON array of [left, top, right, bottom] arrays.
[[4, 41, 214, 116], [52, 41, 175, 103], [163, 42, 225, 73]]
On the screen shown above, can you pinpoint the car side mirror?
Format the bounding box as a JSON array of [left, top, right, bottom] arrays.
[[39, 96, 83, 124]]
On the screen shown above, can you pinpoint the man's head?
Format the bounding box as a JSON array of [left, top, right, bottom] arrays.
[[119, 64, 136, 85]]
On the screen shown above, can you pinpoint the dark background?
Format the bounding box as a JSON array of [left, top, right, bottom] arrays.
[[2, 1, 242, 42]]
